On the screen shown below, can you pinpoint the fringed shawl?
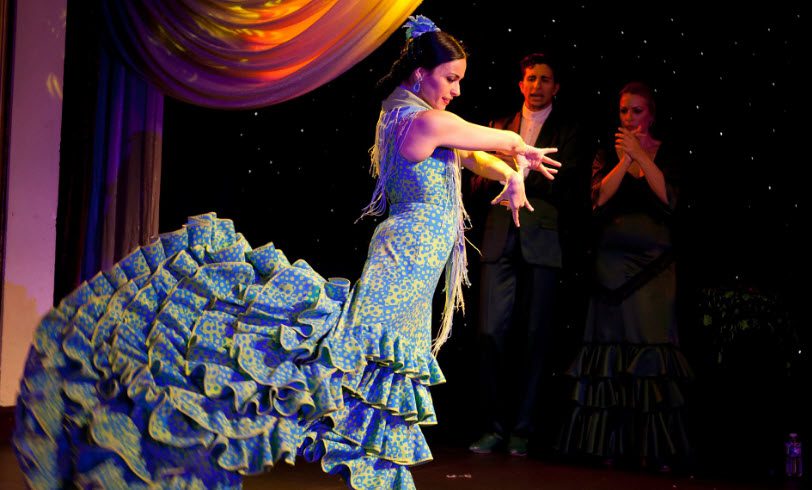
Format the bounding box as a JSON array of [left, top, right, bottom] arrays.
[[360, 87, 470, 357]]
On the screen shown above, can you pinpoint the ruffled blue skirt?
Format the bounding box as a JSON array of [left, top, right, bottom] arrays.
[[14, 213, 444, 489]]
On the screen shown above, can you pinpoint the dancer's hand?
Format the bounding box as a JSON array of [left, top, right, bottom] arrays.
[[519, 147, 561, 180], [491, 171, 534, 227]]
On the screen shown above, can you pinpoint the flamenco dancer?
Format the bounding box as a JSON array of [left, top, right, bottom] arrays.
[[13, 16, 561, 490]]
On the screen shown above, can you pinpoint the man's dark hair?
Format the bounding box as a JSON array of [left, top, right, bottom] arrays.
[[519, 52, 558, 81]]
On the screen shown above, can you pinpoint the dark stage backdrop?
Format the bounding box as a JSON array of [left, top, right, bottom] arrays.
[[161, 2, 806, 483]]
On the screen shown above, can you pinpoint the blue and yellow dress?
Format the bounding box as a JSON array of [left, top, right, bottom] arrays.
[[13, 87, 468, 490]]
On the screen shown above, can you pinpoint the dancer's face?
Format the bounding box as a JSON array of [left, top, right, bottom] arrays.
[[519, 63, 559, 111], [619, 93, 654, 132], [416, 58, 466, 110]]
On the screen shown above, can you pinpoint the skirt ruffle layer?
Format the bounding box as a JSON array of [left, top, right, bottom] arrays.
[[14, 213, 442, 490], [558, 343, 692, 461]]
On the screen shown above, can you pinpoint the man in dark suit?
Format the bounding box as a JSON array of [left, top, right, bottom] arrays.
[[469, 53, 588, 456]]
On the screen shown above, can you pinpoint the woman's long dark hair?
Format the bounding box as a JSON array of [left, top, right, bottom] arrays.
[[377, 31, 467, 96]]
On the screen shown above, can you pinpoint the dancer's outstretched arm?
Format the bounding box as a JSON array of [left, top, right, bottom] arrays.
[[402, 110, 562, 174]]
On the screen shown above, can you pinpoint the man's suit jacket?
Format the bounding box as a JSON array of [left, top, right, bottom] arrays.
[[479, 106, 587, 267]]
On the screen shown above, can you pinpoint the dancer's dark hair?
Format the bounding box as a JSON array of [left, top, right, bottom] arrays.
[[377, 30, 467, 96]]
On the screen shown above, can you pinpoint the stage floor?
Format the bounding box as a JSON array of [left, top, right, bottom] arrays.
[[1, 443, 794, 489]]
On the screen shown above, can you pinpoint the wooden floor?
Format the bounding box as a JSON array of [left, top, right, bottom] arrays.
[[1, 443, 798, 489]]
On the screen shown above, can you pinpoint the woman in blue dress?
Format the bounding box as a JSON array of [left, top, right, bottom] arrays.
[[13, 16, 560, 490]]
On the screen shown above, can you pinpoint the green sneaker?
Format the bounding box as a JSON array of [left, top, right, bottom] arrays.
[[469, 433, 503, 453], [508, 435, 528, 456]]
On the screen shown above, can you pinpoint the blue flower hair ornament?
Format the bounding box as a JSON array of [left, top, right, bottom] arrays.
[[404, 15, 440, 39]]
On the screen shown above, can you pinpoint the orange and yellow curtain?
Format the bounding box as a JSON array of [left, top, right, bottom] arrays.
[[104, 0, 423, 109]]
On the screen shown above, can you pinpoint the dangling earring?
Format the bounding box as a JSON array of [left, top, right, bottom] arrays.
[[412, 79, 422, 93]]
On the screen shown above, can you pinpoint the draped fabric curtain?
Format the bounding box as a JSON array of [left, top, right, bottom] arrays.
[[56, 0, 420, 298], [81, 47, 164, 282], [54, 35, 164, 300], [103, 0, 422, 109]]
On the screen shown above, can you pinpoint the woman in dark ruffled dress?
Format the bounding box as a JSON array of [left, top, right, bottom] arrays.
[[13, 16, 561, 490], [558, 81, 692, 471]]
